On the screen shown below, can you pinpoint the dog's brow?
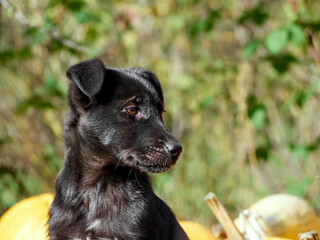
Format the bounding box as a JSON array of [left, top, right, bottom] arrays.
[[125, 96, 138, 102], [120, 96, 140, 108]]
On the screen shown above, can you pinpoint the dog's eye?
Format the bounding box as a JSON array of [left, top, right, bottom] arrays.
[[126, 107, 137, 116]]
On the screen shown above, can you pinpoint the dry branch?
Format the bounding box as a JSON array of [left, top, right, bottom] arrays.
[[205, 193, 245, 240]]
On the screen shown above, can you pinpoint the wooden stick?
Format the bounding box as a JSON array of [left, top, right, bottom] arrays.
[[205, 193, 245, 240]]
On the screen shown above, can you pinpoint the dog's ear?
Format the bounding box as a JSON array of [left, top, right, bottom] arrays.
[[66, 59, 105, 97]]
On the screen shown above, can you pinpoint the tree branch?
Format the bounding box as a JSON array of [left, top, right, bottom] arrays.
[[0, 0, 93, 54]]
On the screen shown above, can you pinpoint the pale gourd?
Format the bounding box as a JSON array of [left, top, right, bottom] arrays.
[[0, 193, 53, 240], [235, 194, 320, 240]]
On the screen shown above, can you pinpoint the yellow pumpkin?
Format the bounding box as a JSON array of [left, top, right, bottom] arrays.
[[0, 193, 53, 240], [179, 220, 217, 240]]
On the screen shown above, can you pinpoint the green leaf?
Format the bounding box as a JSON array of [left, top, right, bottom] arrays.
[[167, 14, 185, 32], [249, 107, 266, 129], [0, 47, 33, 63], [294, 79, 318, 107], [43, 75, 67, 98], [18, 47, 33, 59], [16, 95, 55, 114], [24, 27, 47, 44], [287, 23, 305, 45], [75, 10, 91, 23], [175, 74, 195, 91], [199, 96, 213, 109], [44, 17, 55, 31], [190, 20, 208, 38], [291, 145, 309, 159], [189, 10, 221, 39], [247, 95, 267, 129], [242, 40, 260, 58], [265, 28, 288, 54], [44, 75, 58, 89]]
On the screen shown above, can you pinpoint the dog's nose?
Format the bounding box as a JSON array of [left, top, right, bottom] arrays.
[[165, 142, 183, 160]]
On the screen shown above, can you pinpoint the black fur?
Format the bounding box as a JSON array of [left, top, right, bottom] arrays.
[[48, 59, 189, 240]]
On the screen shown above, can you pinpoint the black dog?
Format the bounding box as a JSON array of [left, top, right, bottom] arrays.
[[48, 59, 189, 240]]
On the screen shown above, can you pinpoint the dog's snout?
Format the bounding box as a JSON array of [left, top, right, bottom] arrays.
[[165, 141, 182, 160]]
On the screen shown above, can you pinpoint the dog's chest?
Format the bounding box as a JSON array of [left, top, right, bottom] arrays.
[[82, 176, 150, 238]]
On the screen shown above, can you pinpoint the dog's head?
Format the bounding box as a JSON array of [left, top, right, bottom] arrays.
[[65, 59, 182, 173]]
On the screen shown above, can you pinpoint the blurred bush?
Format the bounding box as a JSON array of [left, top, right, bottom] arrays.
[[0, 0, 320, 225]]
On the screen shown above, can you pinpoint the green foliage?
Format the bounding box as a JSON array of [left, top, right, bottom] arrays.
[[75, 10, 92, 23], [265, 28, 289, 54], [250, 107, 266, 129], [264, 53, 297, 73], [242, 40, 260, 58], [0, 47, 33, 63], [189, 9, 221, 39], [264, 23, 305, 54], [238, 4, 268, 26], [287, 23, 305, 45], [175, 74, 195, 92], [49, 0, 86, 12], [247, 95, 267, 129], [24, 28, 48, 45], [1, 0, 320, 225]]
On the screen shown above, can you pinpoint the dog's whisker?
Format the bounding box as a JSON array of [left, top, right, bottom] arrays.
[[127, 168, 133, 181], [134, 171, 144, 190], [114, 155, 126, 170]]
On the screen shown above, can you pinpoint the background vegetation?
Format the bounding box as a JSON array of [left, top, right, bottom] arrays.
[[1, 0, 320, 226]]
